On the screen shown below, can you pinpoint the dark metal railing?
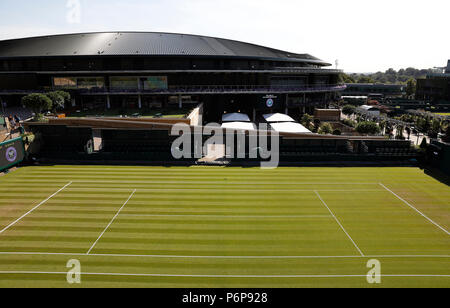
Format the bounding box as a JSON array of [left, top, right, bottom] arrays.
[[77, 84, 346, 94], [0, 84, 347, 95]]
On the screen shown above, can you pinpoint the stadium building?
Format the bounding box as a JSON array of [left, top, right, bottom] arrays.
[[342, 83, 406, 101], [0, 32, 344, 122], [416, 60, 450, 103]]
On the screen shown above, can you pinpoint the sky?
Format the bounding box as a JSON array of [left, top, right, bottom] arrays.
[[0, 0, 448, 73]]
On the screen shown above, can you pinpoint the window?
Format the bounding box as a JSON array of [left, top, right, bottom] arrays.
[[141, 76, 168, 90], [53, 77, 77, 88], [77, 77, 105, 89], [110, 76, 138, 89]]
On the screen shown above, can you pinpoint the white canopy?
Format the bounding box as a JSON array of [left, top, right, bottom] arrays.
[[221, 122, 257, 131], [263, 113, 295, 123], [222, 113, 251, 123], [270, 122, 312, 134]]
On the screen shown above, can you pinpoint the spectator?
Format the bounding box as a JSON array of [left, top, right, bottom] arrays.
[[8, 115, 15, 129], [14, 115, 21, 126]]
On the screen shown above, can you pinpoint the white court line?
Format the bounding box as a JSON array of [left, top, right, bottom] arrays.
[[0, 252, 449, 259], [120, 214, 332, 219], [86, 189, 136, 255], [379, 183, 450, 236], [314, 191, 365, 257], [56, 187, 385, 193], [11, 180, 380, 185], [0, 271, 449, 279], [0, 182, 72, 235]]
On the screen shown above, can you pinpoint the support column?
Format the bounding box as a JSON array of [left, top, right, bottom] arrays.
[[138, 95, 142, 109], [285, 94, 289, 115], [178, 94, 182, 109], [253, 108, 256, 122]]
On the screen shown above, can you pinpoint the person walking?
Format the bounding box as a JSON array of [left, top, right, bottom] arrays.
[[14, 114, 21, 127], [8, 115, 14, 129]]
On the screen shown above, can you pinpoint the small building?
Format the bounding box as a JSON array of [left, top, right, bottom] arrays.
[[314, 109, 341, 122]]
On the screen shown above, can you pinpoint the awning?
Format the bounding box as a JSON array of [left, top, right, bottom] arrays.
[[222, 113, 251, 123], [270, 122, 312, 133], [221, 122, 257, 131], [263, 113, 295, 123]]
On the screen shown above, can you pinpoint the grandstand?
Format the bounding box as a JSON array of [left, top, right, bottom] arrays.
[[25, 118, 420, 164], [0, 106, 33, 121]]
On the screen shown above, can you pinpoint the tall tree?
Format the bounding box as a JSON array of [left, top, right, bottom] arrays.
[[22, 94, 52, 120], [406, 78, 417, 97], [46, 91, 71, 113]]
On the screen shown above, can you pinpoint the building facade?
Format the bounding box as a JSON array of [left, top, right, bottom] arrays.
[[416, 60, 450, 103], [0, 32, 345, 122], [342, 83, 406, 100]]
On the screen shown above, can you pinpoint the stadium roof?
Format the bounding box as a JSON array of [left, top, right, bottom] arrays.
[[0, 32, 330, 65]]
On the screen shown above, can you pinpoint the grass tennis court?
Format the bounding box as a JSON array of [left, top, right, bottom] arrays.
[[0, 166, 449, 288]]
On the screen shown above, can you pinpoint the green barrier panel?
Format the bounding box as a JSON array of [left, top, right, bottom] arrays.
[[0, 137, 25, 171]]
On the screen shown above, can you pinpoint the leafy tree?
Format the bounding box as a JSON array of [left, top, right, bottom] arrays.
[[46, 91, 70, 113], [342, 105, 356, 116], [342, 118, 356, 127], [379, 120, 387, 134], [442, 125, 450, 143], [406, 78, 416, 97], [332, 129, 342, 136], [345, 67, 434, 85], [405, 126, 411, 140], [339, 73, 355, 84], [46, 91, 66, 113], [301, 114, 313, 127], [357, 76, 376, 84], [55, 91, 70, 108], [22, 93, 52, 120], [429, 118, 441, 138], [313, 118, 321, 133], [318, 123, 333, 135], [396, 125, 405, 140], [355, 121, 381, 135]]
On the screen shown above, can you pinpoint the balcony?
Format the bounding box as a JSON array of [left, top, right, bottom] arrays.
[[80, 84, 346, 95], [0, 84, 346, 95]]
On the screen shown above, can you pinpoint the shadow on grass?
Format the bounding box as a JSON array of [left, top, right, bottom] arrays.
[[424, 167, 450, 186]]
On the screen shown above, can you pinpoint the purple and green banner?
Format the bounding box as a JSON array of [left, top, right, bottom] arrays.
[[0, 137, 25, 171]]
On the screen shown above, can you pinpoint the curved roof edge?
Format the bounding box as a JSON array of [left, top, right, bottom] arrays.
[[0, 31, 331, 66]]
